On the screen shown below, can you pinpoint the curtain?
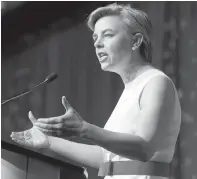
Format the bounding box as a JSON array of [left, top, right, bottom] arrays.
[[2, 2, 197, 179]]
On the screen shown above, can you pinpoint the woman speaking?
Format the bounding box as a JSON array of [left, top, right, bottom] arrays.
[[11, 3, 181, 179]]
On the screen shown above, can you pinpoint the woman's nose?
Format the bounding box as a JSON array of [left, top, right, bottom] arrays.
[[94, 38, 104, 48]]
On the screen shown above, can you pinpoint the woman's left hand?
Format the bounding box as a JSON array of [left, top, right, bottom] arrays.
[[35, 96, 87, 138]]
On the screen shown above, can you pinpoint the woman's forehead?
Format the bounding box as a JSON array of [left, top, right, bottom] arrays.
[[94, 16, 124, 33], [93, 15, 141, 36]]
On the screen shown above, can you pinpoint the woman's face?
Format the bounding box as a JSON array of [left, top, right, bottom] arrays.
[[93, 15, 133, 72]]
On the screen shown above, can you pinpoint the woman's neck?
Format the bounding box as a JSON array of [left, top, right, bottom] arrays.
[[119, 62, 153, 85]]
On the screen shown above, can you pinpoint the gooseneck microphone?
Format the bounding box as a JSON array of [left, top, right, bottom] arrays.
[[1, 73, 58, 105]]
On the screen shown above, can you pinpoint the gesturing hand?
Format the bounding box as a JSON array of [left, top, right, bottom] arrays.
[[34, 96, 87, 138], [10, 112, 50, 149]]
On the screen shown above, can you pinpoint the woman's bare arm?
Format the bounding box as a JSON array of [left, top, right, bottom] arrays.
[[47, 137, 103, 169]]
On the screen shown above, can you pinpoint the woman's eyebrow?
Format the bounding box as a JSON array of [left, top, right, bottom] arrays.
[[103, 29, 114, 33]]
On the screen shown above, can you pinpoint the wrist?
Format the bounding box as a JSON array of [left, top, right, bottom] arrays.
[[47, 136, 52, 149], [81, 121, 92, 139]]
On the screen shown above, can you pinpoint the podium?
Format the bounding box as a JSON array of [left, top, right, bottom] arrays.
[[1, 140, 87, 179]]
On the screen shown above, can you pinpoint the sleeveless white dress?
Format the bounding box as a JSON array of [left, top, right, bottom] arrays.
[[101, 69, 181, 179]]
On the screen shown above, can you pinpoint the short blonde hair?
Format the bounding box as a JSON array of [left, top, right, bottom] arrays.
[[87, 3, 153, 63]]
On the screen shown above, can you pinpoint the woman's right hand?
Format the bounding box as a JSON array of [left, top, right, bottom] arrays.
[[10, 111, 50, 150]]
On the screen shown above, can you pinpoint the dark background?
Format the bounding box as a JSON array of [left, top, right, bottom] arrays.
[[1, 2, 197, 179]]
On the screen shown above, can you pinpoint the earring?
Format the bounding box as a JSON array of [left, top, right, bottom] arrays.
[[132, 47, 135, 50]]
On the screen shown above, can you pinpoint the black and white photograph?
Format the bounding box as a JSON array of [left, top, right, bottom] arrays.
[[1, 1, 197, 179]]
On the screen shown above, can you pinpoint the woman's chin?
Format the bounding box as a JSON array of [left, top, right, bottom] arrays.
[[100, 63, 111, 71], [100, 63, 117, 73]]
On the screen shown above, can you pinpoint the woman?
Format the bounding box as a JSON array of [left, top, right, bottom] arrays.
[[11, 3, 181, 179]]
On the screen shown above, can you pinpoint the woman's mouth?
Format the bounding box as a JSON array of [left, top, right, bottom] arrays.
[[98, 52, 108, 62], [99, 55, 108, 62]]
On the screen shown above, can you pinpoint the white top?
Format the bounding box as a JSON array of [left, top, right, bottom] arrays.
[[101, 69, 181, 179]]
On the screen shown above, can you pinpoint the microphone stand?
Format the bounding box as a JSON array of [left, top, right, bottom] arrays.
[[1, 73, 58, 106], [1, 81, 46, 105]]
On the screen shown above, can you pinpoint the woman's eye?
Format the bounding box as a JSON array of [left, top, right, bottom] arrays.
[[104, 34, 113, 38]]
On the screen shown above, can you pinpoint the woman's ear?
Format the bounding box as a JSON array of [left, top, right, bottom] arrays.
[[132, 33, 143, 50]]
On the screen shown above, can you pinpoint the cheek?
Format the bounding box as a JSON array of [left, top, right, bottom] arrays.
[[109, 37, 131, 57]]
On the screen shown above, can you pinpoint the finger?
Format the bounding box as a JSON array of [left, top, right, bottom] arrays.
[[36, 117, 78, 128], [36, 127, 54, 135], [28, 111, 37, 124], [36, 127, 62, 137], [36, 125, 76, 137], [35, 122, 63, 130], [62, 96, 72, 112], [10, 131, 25, 138], [11, 129, 32, 140], [12, 138, 33, 148], [38, 126, 78, 137], [37, 117, 62, 124]]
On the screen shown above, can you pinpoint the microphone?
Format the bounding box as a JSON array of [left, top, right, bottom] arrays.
[[1, 73, 58, 105], [44, 73, 58, 83]]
